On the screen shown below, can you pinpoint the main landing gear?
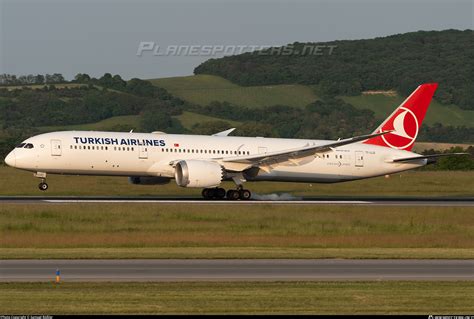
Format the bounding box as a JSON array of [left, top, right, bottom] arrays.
[[202, 186, 251, 200]]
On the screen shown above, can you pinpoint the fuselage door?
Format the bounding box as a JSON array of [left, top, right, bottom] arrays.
[[258, 147, 268, 154], [355, 151, 364, 167], [139, 146, 148, 159], [51, 139, 62, 156]]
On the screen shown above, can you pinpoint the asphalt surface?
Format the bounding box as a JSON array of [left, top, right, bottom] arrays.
[[0, 196, 473, 206], [1, 259, 473, 282]]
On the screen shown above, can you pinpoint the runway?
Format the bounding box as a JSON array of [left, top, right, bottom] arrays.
[[1, 259, 473, 281], [0, 196, 473, 206]]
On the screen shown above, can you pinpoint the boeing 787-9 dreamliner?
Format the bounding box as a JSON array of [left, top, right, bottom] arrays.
[[4, 83, 466, 199]]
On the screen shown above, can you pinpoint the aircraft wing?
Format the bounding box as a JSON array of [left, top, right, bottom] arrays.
[[222, 131, 392, 166], [390, 153, 470, 164]]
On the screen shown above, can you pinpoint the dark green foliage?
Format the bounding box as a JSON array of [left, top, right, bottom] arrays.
[[421, 147, 474, 170], [190, 98, 377, 140], [418, 123, 474, 143], [192, 120, 232, 135], [195, 30, 474, 110]]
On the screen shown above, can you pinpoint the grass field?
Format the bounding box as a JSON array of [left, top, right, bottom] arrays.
[[341, 94, 474, 127], [173, 111, 241, 130], [1, 166, 472, 197], [37, 115, 142, 132], [150, 75, 319, 108], [1, 282, 472, 314], [1, 203, 473, 259], [35, 111, 237, 133]]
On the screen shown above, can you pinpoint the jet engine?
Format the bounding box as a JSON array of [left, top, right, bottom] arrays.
[[128, 176, 171, 185], [174, 160, 224, 188]]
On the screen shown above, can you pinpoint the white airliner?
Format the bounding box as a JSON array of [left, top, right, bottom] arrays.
[[4, 83, 466, 199]]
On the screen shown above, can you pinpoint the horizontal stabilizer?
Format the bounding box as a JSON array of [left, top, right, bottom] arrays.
[[391, 153, 470, 163]]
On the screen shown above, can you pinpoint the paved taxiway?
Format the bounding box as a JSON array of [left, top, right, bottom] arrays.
[[1, 259, 473, 281], [0, 196, 473, 206]]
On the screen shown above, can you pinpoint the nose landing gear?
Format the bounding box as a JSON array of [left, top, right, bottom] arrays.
[[38, 181, 48, 191], [34, 172, 48, 191]]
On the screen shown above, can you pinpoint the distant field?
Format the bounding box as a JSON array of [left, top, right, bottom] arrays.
[[35, 112, 238, 133], [37, 115, 141, 132], [0, 83, 87, 90], [173, 111, 241, 130], [150, 75, 319, 108], [341, 94, 474, 127], [1, 166, 472, 197], [413, 142, 473, 152], [1, 282, 472, 314]]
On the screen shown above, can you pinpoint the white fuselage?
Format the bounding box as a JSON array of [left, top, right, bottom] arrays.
[[5, 131, 426, 185]]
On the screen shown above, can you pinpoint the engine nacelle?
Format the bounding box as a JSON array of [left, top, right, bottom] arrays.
[[175, 160, 224, 188], [128, 176, 171, 185]]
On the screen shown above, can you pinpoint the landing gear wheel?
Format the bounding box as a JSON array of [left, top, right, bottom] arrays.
[[239, 189, 251, 200], [38, 182, 48, 191], [202, 188, 212, 199], [226, 189, 240, 200], [216, 187, 226, 199]]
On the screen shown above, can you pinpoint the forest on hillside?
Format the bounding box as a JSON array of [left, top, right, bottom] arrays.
[[195, 29, 474, 110]]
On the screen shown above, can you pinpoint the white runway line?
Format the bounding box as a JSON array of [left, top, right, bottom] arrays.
[[44, 199, 372, 204]]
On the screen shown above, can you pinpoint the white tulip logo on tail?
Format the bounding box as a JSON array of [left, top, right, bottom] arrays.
[[380, 107, 419, 150]]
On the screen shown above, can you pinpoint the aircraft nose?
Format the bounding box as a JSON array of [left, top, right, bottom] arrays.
[[4, 150, 16, 167]]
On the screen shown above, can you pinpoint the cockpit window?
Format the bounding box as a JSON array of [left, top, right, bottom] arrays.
[[24, 143, 34, 149], [16, 143, 26, 148]]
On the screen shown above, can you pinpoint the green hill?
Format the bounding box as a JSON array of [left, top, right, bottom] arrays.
[[341, 93, 474, 127], [150, 75, 318, 108], [150, 75, 474, 128], [195, 29, 474, 111]]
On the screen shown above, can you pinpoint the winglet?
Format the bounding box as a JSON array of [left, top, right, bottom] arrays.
[[212, 128, 236, 137]]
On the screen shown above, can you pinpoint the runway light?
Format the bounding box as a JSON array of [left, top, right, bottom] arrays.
[[55, 268, 61, 283]]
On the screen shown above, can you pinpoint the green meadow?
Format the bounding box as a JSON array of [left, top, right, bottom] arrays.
[[1, 203, 473, 259], [150, 75, 319, 108], [1, 166, 472, 197], [1, 282, 472, 314]]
